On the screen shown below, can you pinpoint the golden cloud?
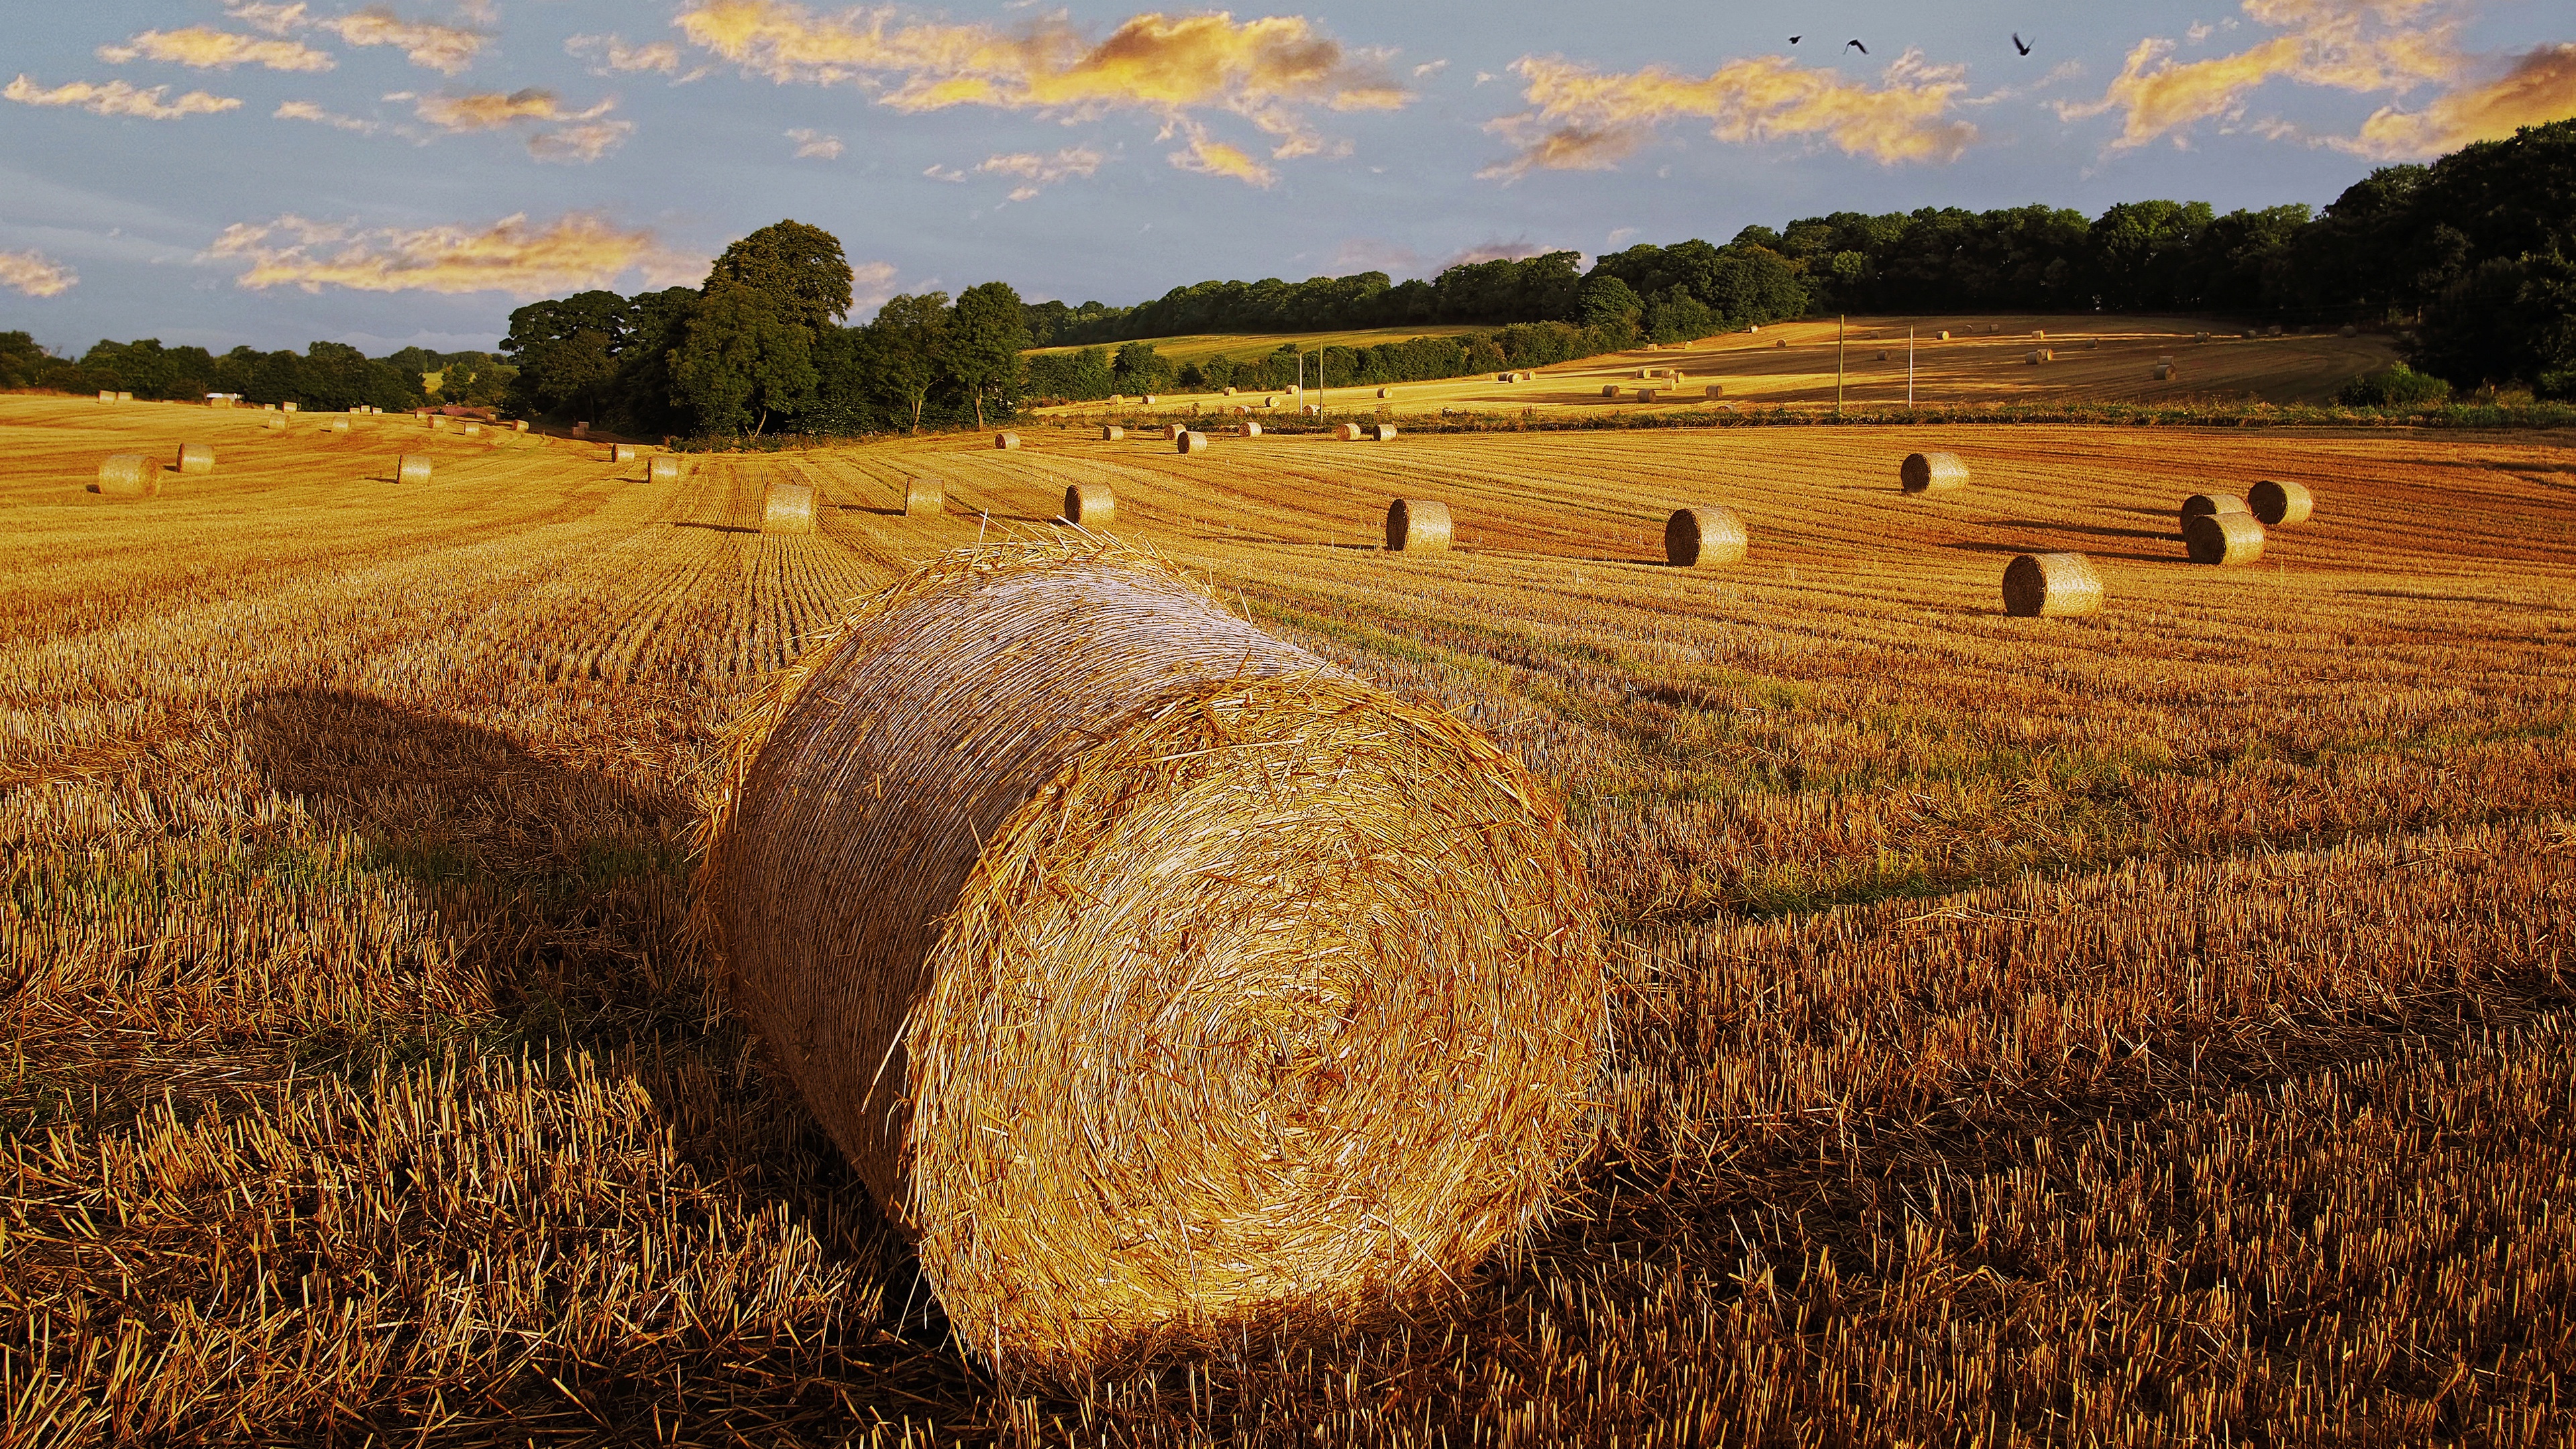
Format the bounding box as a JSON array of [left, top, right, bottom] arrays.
[[568, 35, 689, 76], [2346, 42, 2576, 157], [323, 9, 488, 74], [674, 1, 1406, 182], [210, 213, 703, 297], [275, 99, 377, 131], [2061, 0, 2461, 150], [786, 126, 844, 159], [408, 90, 633, 162], [0, 250, 77, 298], [1481, 50, 1976, 176], [98, 27, 336, 72], [977, 144, 1106, 199], [3, 75, 244, 119]]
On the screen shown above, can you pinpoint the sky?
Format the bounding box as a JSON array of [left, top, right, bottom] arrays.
[[3, 1, 2571, 357]]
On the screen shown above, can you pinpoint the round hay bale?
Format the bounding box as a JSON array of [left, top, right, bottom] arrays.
[[1936, 330, 1950, 341], [1102, 425, 1126, 441], [1774, 339, 1787, 348], [2002, 553, 2103, 618], [2195, 331, 2210, 343], [2033, 329, 2047, 340], [763, 482, 816, 534], [176, 443, 214, 475], [2184, 513, 2265, 566], [573, 421, 590, 434], [649, 455, 683, 484], [611, 443, 637, 464], [1337, 423, 1363, 441], [327, 418, 352, 433], [1263, 396, 1277, 408], [1385, 498, 1452, 553], [463, 423, 482, 437], [2339, 325, 2359, 338], [1704, 383, 1724, 399], [117, 392, 133, 403], [2153, 363, 2176, 381], [396, 453, 433, 486], [1664, 506, 1747, 568], [996, 432, 1020, 450], [1368, 423, 1398, 441], [1602, 384, 1620, 398], [904, 477, 945, 515], [2249, 479, 2313, 526], [1240, 421, 1263, 437], [92, 455, 158, 497], [431, 416, 449, 431], [1377, 387, 1391, 399], [1302, 405, 1322, 417], [1900, 451, 1969, 494], [2179, 493, 2250, 529], [1876, 350, 1890, 362], [1637, 368, 1653, 379], [1224, 386, 1237, 396], [694, 546, 1603, 1375], [97, 391, 113, 404], [1496, 372, 1515, 384], [282, 400, 299, 413], [1176, 429, 1209, 454], [2086, 339, 2100, 350], [2025, 350, 2045, 364], [1141, 394, 1159, 406], [263, 415, 287, 431], [1063, 481, 1114, 527], [514, 420, 529, 432]]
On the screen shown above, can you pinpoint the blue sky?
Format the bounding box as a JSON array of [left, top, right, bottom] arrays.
[[3, 1, 2569, 355]]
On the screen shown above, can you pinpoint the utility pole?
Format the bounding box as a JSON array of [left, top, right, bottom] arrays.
[[1836, 315, 1846, 417]]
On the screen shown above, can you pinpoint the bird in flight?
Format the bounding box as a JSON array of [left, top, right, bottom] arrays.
[[1845, 38, 1869, 54], [1788, 34, 1803, 43], [2012, 32, 2033, 55]]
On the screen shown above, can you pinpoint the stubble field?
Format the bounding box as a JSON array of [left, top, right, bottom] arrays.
[[4, 392, 2573, 1445]]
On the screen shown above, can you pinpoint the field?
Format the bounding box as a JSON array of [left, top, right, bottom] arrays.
[[5, 391, 2574, 1445], [1025, 325, 1495, 368], [1030, 315, 2400, 419]]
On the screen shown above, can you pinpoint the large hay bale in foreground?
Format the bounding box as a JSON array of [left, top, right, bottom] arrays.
[[1176, 429, 1208, 454], [2184, 512, 2265, 566], [1664, 506, 1747, 567], [92, 455, 158, 497], [1901, 451, 1969, 494], [176, 443, 215, 475], [762, 482, 816, 534], [996, 432, 1020, 450], [649, 455, 683, 484], [2249, 480, 2313, 525], [1063, 481, 1114, 527], [904, 477, 945, 515], [1385, 498, 1452, 552], [396, 453, 433, 486], [2180, 492, 2250, 529], [2002, 553, 2102, 617], [694, 546, 1604, 1375]]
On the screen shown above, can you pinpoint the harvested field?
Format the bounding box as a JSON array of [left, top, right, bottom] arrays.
[[5, 390, 2575, 1445]]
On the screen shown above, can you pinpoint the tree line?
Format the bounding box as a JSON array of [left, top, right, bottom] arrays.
[[1, 332, 506, 413]]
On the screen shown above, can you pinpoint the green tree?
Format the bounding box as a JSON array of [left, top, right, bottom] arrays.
[[705, 220, 853, 331], [947, 281, 1029, 429], [861, 291, 949, 431], [672, 282, 818, 435]]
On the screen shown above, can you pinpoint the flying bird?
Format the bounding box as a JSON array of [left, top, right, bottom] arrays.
[[1788, 34, 1803, 44], [2012, 32, 2033, 55], [1845, 39, 1869, 54]]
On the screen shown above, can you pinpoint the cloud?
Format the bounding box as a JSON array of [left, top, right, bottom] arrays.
[[673, 1, 1408, 182], [975, 144, 1104, 198], [2343, 42, 2576, 157], [0, 250, 78, 297], [1330, 238, 1421, 274], [1442, 239, 1574, 268], [786, 126, 844, 158], [223, 4, 487, 74], [1480, 49, 1977, 178], [851, 258, 899, 311], [276, 98, 378, 131], [208, 211, 704, 297], [566, 34, 700, 79], [2059, 0, 2459, 150], [1413, 58, 1447, 78], [99, 27, 337, 72], [410, 89, 632, 161], [4, 75, 244, 119]]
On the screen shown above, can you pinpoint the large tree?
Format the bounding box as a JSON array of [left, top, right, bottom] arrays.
[[861, 291, 949, 431], [946, 281, 1029, 429], [672, 282, 817, 435], [704, 220, 854, 332]]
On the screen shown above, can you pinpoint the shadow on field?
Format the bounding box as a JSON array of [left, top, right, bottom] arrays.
[[2000, 519, 2179, 543], [674, 520, 760, 535], [1945, 539, 2177, 566]]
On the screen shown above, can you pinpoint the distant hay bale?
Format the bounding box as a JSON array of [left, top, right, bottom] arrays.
[[1377, 387, 1391, 399], [1224, 386, 1237, 396], [1385, 498, 1452, 553], [1641, 388, 1666, 402], [176, 443, 214, 475], [1900, 451, 1969, 494], [1774, 339, 1787, 348], [1368, 423, 1397, 441], [396, 453, 433, 486], [2033, 329, 2046, 340], [462, 423, 482, 437], [1497, 372, 1515, 383], [611, 443, 637, 463], [996, 432, 1021, 450], [1516, 370, 1534, 382], [573, 421, 590, 434], [1337, 423, 1364, 441], [96, 390, 113, 403], [692, 545, 1603, 1376], [1063, 481, 1114, 527], [2339, 325, 2359, 338], [1936, 330, 1950, 341], [2154, 364, 2176, 381], [327, 419, 351, 433], [763, 482, 816, 534], [1664, 506, 1747, 568], [1303, 405, 1322, 417], [904, 477, 945, 515], [1141, 394, 1159, 405], [1637, 368, 1653, 379], [2185, 512, 2265, 566], [263, 415, 287, 431], [2026, 350, 2045, 364], [2195, 331, 2210, 343], [431, 416, 449, 431], [1602, 384, 1620, 398], [649, 455, 683, 484], [2249, 479, 2314, 525], [282, 401, 299, 413], [2266, 325, 2284, 337], [1176, 429, 1208, 454], [2002, 553, 2103, 618], [1703, 383, 1724, 398], [2179, 493, 2250, 529], [92, 455, 158, 497], [1263, 396, 1277, 408], [513, 420, 529, 432], [2086, 339, 2100, 350], [116, 392, 133, 403], [1876, 350, 1890, 362], [1101, 425, 1126, 441]]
